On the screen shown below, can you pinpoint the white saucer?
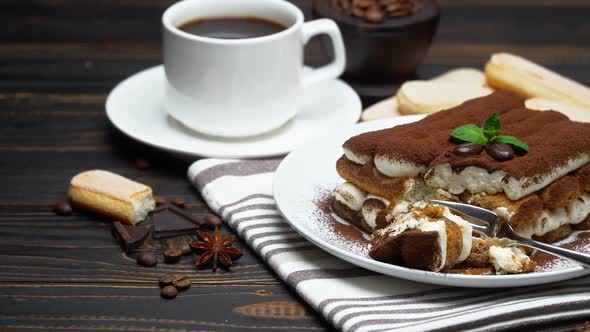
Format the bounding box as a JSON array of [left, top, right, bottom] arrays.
[[106, 66, 361, 158]]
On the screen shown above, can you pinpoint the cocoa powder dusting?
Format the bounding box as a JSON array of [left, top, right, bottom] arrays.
[[313, 191, 370, 248], [343, 91, 590, 184], [532, 231, 590, 269]]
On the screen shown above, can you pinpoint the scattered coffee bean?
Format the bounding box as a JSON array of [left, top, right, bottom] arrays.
[[170, 197, 187, 209], [158, 274, 176, 287], [172, 275, 191, 291], [135, 158, 151, 170], [453, 143, 483, 157], [136, 252, 158, 267], [204, 214, 222, 228], [154, 195, 167, 206], [179, 240, 193, 255], [486, 143, 515, 162], [365, 6, 385, 22], [161, 285, 178, 299], [52, 202, 73, 216], [164, 248, 182, 264]]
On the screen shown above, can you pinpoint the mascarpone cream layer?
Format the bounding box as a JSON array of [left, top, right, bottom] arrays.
[[343, 148, 589, 201], [374, 155, 425, 177], [361, 195, 389, 229], [512, 192, 590, 238], [333, 182, 366, 211], [335, 178, 590, 242], [425, 156, 589, 201], [488, 246, 533, 274]]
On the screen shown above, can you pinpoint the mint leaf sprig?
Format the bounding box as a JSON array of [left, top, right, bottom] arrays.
[[449, 113, 529, 152]]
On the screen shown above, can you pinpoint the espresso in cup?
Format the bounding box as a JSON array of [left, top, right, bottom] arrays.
[[178, 16, 288, 39], [162, 0, 346, 137]]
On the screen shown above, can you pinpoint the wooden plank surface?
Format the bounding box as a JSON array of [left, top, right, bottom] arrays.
[[0, 1, 589, 331]]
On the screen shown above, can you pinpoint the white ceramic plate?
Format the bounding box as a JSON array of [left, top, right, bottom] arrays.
[[106, 65, 362, 158], [274, 116, 590, 287]]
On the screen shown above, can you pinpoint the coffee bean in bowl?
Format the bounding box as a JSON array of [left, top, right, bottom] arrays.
[[313, 0, 440, 102]]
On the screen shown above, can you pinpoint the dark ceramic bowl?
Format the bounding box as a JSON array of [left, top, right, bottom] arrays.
[[313, 0, 440, 101]]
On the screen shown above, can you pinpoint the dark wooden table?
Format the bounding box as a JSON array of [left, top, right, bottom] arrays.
[[1, 1, 589, 331]]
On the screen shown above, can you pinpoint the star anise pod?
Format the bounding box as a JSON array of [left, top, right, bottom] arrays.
[[191, 228, 243, 271]]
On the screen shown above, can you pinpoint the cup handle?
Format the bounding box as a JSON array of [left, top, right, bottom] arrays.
[[301, 19, 346, 88]]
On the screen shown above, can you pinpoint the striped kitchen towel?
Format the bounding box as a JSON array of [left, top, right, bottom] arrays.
[[187, 158, 590, 332]]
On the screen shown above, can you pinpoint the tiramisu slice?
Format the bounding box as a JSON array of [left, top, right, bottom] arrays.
[[332, 91, 589, 273]]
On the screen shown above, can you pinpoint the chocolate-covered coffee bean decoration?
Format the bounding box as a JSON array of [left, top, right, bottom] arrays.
[[486, 143, 515, 162], [453, 143, 483, 157]]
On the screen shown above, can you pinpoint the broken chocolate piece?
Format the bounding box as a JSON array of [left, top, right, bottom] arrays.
[[112, 221, 151, 252], [152, 205, 204, 239]]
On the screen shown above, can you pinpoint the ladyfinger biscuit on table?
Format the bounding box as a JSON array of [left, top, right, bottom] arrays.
[[68, 170, 156, 225], [485, 53, 590, 110]]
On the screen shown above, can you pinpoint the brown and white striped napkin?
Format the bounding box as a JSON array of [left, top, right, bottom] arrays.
[[188, 158, 590, 332]]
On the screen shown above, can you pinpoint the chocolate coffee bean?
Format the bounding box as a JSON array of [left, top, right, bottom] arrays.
[[486, 143, 515, 162], [172, 275, 191, 291], [52, 202, 72, 216], [159, 274, 176, 287], [136, 252, 158, 267], [164, 248, 182, 264], [204, 214, 222, 228], [453, 143, 483, 157], [161, 285, 178, 299]]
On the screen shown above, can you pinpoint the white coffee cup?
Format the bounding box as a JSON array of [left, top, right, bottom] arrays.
[[162, 0, 346, 138]]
